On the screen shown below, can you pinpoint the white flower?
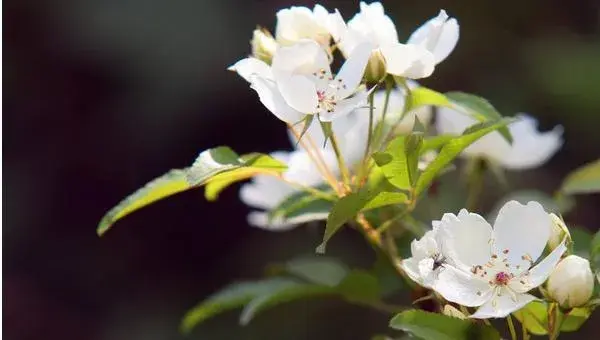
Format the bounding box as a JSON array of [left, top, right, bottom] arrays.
[[332, 2, 459, 79], [547, 255, 594, 308], [370, 85, 433, 134], [432, 201, 567, 319], [401, 226, 451, 288], [436, 109, 563, 170], [229, 40, 372, 123], [275, 5, 339, 47]]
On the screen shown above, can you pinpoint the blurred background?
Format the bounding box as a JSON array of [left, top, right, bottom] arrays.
[[4, 0, 600, 339]]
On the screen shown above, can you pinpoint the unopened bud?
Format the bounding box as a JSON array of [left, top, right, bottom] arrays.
[[547, 213, 571, 251], [251, 28, 277, 64], [364, 49, 387, 83], [547, 255, 594, 309], [442, 304, 467, 319]]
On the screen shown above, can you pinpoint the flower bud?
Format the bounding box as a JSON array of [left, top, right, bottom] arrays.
[[364, 49, 387, 83], [251, 28, 277, 64], [547, 213, 571, 251], [442, 304, 467, 319], [547, 255, 594, 308]]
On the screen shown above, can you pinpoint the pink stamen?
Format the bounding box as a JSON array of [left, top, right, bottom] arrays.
[[494, 272, 511, 285]]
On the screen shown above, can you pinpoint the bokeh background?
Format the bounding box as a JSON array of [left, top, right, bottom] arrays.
[[4, 0, 600, 339]]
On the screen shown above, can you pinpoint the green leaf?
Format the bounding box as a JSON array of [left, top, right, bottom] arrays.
[[319, 120, 334, 147], [407, 87, 451, 111], [590, 230, 600, 271], [390, 310, 500, 340], [561, 307, 592, 332], [180, 278, 299, 333], [285, 257, 349, 287], [97, 169, 192, 236], [421, 135, 454, 153], [405, 133, 424, 187], [239, 282, 334, 326], [445, 92, 512, 143], [337, 270, 381, 302], [373, 136, 410, 190], [204, 153, 287, 200], [561, 159, 600, 195], [513, 301, 549, 335], [267, 188, 333, 222], [294, 115, 315, 147], [98, 147, 286, 235], [570, 227, 593, 257], [316, 190, 407, 253], [317, 192, 368, 254], [415, 119, 513, 196]]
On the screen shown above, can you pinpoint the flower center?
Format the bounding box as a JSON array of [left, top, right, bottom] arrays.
[[316, 90, 337, 113], [494, 272, 511, 285]]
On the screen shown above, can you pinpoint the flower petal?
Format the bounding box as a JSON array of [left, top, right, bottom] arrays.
[[496, 114, 563, 170], [277, 74, 319, 114], [228, 58, 273, 82], [334, 42, 374, 99], [492, 201, 552, 273], [470, 291, 537, 319], [319, 90, 369, 122], [247, 211, 298, 231], [380, 44, 435, 79], [434, 266, 493, 307], [347, 2, 399, 47], [437, 209, 493, 269], [250, 76, 305, 123], [272, 39, 330, 79], [401, 258, 429, 287], [519, 241, 567, 291], [407, 10, 459, 64]]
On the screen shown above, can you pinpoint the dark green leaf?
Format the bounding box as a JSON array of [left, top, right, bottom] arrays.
[[415, 119, 513, 196], [267, 188, 333, 222], [445, 92, 512, 143], [570, 227, 593, 257], [337, 270, 381, 302], [294, 115, 315, 147], [317, 192, 368, 254], [285, 257, 349, 287], [239, 282, 334, 325], [390, 310, 501, 340], [180, 278, 299, 333], [561, 159, 600, 195]]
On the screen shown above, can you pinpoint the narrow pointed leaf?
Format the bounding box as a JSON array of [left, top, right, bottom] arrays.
[[390, 310, 501, 340], [239, 283, 334, 325], [560, 159, 600, 195], [180, 278, 299, 333], [415, 118, 513, 196], [373, 136, 410, 190], [445, 91, 512, 143], [405, 133, 423, 187], [285, 257, 349, 287], [267, 187, 334, 222]]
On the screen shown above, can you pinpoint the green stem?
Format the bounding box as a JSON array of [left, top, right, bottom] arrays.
[[379, 78, 412, 151], [522, 320, 531, 340], [330, 134, 351, 188], [377, 210, 408, 234], [466, 158, 486, 211], [507, 314, 518, 340], [362, 90, 375, 165], [372, 77, 394, 149]]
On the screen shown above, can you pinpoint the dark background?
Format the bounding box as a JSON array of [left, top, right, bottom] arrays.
[[4, 0, 600, 339]]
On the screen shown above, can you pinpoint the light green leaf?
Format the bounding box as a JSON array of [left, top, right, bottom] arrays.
[[337, 270, 381, 302], [445, 92, 512, 143], [561, 307, 592, 332], [407, 87, 451, 111], [204, 153, 288, 200], [97, 169, 191, 236], [180, 278, 299, 333], [98, 148, 286, 235], [285, 257, 349, 287], [239, 282, 334, 326], [513, 301, 549, 335], [390, 310, 501, 340], [561, 159, 600, 195], [421, 135, 454, 153], [415, 119, 513, 196], [373, 136, 410, 190], [405, 133, 423, 187]]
